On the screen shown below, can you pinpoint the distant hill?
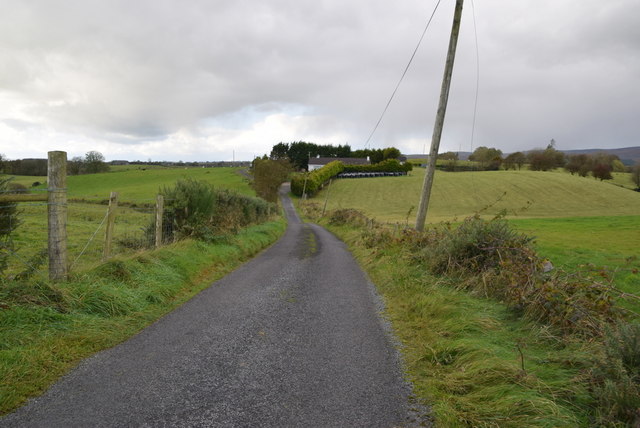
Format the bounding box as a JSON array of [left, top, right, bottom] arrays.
[[403, 147, 640, 165], [561, 146, 640, 166]]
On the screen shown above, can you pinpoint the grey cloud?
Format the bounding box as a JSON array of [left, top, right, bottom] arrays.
[[0, 0, 638, 159]]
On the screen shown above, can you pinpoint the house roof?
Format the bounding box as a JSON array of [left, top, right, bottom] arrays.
[[308, 157, 370, 166]]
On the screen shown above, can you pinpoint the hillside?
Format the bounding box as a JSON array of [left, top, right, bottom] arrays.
[[562, 146, 640, 165], [315, 168, 640, 223]]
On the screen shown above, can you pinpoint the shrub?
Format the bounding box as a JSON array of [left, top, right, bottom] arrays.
[[591, 322, 640, 426], [0, 177, 22, 274], [351, 212, 620, 335], [329, 209, 370, 226], [159, 179, 275, 243]]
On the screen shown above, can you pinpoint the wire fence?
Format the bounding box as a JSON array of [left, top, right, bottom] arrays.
[[1, 194, 170, 281]]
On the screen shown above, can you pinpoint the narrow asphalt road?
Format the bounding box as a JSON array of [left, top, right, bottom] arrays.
[[2, 184, 429, 427]]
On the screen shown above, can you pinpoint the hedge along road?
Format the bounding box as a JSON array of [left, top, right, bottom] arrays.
[[1, 184, 430, 428]]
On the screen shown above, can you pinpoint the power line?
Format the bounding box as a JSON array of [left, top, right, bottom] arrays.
[[363, 0, 443, 148], [468, 0, 480, 153]]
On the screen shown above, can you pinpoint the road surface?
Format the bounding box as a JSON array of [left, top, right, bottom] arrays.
[[1, 184, 430, 427]]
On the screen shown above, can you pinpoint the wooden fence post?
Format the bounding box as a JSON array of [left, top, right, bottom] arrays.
[[155, 194, 164, 248], [321, 179, 333, 217], [103, 192, 118, 261], [47, 151, 67, 281]]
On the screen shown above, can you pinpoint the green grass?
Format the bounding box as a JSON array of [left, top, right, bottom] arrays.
[[316, 168, 640, 223], [326, 223, 596, 427], [0, 219, 286, 415], [3, 167, 255, 276], [64, 167, 252, 203], [301, 168, 640, 425], [8, 167, 252, 203], [510, 216, 640, 314]]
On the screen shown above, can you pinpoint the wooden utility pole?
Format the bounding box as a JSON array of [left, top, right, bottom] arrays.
[[47, 151, 68, 281], [415, 0, 464, 231]]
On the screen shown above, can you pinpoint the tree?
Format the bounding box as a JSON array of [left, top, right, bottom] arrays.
[[503, 152, 526, 170], [469, 146, 503, 169], [252, 158, 292, 203], [382, 147, 401, 160], [68, 156, 85, 175], [0, 153, 5, 174], [565, 154, 591, 176], [631, 162, 640, 189], [84, 151, 109, 174], [592, 162, 613, 181], [528, 145, 565, 171], [438, 151, 459, 161], [269, 142, 289, 160]]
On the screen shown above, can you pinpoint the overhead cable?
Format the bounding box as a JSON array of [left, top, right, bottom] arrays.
[[363, 0, 443, 148]]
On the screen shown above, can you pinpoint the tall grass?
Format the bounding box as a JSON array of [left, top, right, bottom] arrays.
[[325, 221, 595, 426], [0, 220, 286, 415], [314, 206, 639, 426]]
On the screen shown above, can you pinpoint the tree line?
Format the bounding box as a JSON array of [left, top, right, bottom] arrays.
[[0, 151, 109, 176], [440, 140, 637, 183], [269, 141, 401, 170]]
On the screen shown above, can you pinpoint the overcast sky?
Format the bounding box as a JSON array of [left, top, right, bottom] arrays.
[[1, 0, 638, 161]]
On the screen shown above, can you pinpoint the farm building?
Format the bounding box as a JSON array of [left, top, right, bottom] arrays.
[[308, 156, 370, 171]]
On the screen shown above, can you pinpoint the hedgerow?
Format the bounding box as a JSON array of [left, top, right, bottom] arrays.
[[343, 159, 413, 173], [290, 161, 344, 197], [291, 159, 414, 197]]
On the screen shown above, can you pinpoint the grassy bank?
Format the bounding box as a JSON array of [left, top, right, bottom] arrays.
[[325, 221, 596, 426], [0, 219, 285, 415]]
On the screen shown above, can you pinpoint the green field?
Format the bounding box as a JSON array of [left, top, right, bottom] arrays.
[[4, 167, 255, 275], [317, 168, 640, 222], [308, 167, 640, 300], [10, 166, 252, 203], [67, 167, 252, 202]]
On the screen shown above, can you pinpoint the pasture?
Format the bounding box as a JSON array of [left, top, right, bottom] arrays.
[[315, 167, 640, 223], [4, 167, 254, 276], [309, 167, 640, 296]]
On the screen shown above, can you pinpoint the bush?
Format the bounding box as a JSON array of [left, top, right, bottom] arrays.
[[591, 322, 640, 426], [159, 179, 275, 243], [329, 209, 370, 226], [0, 177, 22, 274], [348, 212, 620, 335]]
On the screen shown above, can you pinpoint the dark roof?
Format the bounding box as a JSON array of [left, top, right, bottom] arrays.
[[308, 157, 370, 166]]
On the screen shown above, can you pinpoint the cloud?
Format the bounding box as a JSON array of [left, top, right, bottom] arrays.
[[0, 0, 638, 160]]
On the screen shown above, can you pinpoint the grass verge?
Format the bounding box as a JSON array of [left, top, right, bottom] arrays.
[[325, 222, 596, 426], [0, 218, 285, 415]]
